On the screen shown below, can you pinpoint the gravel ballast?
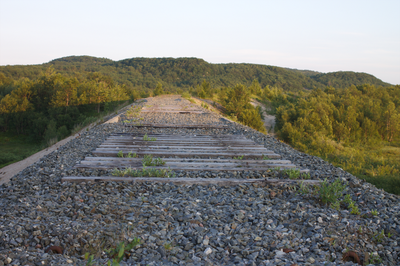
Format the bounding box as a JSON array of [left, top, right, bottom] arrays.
[[0, 95, 399, 266]]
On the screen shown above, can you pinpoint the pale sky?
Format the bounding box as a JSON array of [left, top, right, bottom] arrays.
[[0, 0, 399, 84]]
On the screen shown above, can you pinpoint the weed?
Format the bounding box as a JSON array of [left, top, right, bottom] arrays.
[[143, 134, 157, 141], [142, 154, 165, 166], [342, 194, 352, 205], [371, 209, 378, 216], [373, 229, 385, 243], [301, 172, 311, 179], [126, 106, 141, 119], [297, 181, 311, 195], [117, 150, 124, 158], [283, 168, 300, 179], [84, 237, 140, 266], [112, 166, 175, 178], [127, 151, 137, 158], [368, 253, 383, 264], [349, 202, 360, 215], [106, 238, 141, 265], [84, 253, 95, 266], [388, 232, 392, 238], [164, 242, 173, 251], [357, 226, 363, 234], [317, 178, 347, 206], [262, 155, 271, 160], [201, 102, 209, 109], [233, 155, 244, 160], [330, 201, 341, 210]]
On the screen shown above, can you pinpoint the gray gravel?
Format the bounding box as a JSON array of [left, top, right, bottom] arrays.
[[0, 95, 399, 266]]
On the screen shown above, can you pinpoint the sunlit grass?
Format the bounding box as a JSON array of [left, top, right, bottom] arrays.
[[323, 140, 400, 195]]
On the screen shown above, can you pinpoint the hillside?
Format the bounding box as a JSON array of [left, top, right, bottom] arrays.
[[0, 56, 392, 94], [310, 71, 392, 88]]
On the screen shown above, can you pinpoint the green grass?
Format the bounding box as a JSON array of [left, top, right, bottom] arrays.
[[324, 140, 400, 195], [0, 132, 42, 168]]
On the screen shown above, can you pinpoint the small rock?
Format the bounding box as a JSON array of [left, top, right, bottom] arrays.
[[204, 247, 212, 255]]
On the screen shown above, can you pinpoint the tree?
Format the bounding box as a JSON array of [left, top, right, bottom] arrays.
[[50, 77, 78, 108], [249, 79, 262, 95], [154, 82, 164, 96], [223, 84, 250, 118]]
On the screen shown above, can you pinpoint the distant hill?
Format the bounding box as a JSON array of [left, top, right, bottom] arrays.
[[310, 71, 391, 88], [0, 56, 392, 92]]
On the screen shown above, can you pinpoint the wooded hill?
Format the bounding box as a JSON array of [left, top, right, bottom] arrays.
[[0, 56, 392, 95]]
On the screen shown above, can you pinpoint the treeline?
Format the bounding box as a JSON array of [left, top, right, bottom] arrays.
[[276, 85, 400, 148], [0, 56, 392, 97], [275, 84, 400, 194], [0, 67, 132, 145]]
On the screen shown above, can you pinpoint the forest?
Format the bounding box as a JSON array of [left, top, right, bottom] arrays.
[[1, 56, 398, 195], [0, 67, 133, 167], [0, 56, 391, 95], [273, 84, 400, 194]]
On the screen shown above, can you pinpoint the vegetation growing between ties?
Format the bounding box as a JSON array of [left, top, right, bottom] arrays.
[[143, 134, 157, 141], [112, 166, 175, 178], [142, 154, 166, 166]]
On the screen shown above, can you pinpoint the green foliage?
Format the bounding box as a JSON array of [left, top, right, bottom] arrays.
[[125, 105, 141, 119], [347, 200, 360, 215], [142, 154, 165, 166], [233, 155, 244, 160], [262, 155, 270, 160], [105, 238, 140, 265], [0, 67, 131, 147], [112, 166, 175, 178], [84, 252, 95, 266], [143, 134, 157, 141], [373, 229, 385, 243], [126, 151, 137, 158], [301, 172, 311, 179], [181, 92, 195, 103], [318, 178, 347, 206], [371, 209, 378, 216], [368, 253, 383, 264], [84, 237, 140, 266], [283, 168, 300, 179], [219, 84, 266, 133], [28, 56, 388, 92], [330, 201, 341, 211], [201, 102, 209, 109], [117, 150, 124, 158], [311, 71, 390, 88], [163, 242, 173, 251], [298, 182, 308, 194], [153, 82, 164, 96], [275, 84, 400, 194]]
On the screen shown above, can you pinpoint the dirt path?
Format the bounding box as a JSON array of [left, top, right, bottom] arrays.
[[0, 103, 134, 186], [250, 99, 276, 134]]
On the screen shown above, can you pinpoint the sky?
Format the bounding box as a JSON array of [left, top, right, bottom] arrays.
[[0, 0, 399, 84]]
